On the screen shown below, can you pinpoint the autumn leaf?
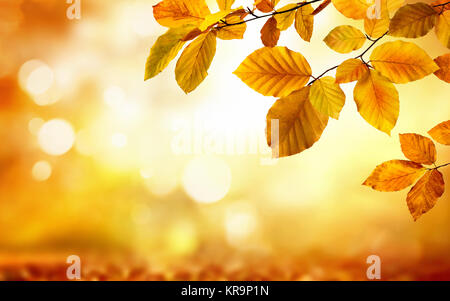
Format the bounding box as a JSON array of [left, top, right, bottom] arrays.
[[363, 160, 425, 192], [435, 11, 450, 48], [384, 0, 405, 16], [255, 0, 280, 13], [266, 86, 329, 158], [428, 120, 450, 145], [274, 4, 297, 31], [431, 0, 450, 13], [153, 0, 211, 28], [233, 46, 312, 97], [433, 53, 450, 83], [370, 41, 439, 84], [309, 76, 345, 119], [217, 15, 247, 40], [294, 2, 314, 42], [175, 31, 217, 93], [353, 69, 399, 134], [261, 17, 280, 47], [217, 0, 235, 11], [331, 0, 371, 20], [389, 3, 437, 38], [323, 25, 366, 54], [364, 2, 390, 40], [145, 25, 195, 80], [399, 133, 437, 165], [335, 59, 369, 84], [312, 0, 331, 15], [406, 169, 445, 221]]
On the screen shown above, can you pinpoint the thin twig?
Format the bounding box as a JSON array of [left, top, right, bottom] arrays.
[[428, 162, 450, 170], [217, 0, 323, 29]]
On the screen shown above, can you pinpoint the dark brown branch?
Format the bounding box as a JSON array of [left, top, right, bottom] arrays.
[[428, 162, 450, 170], [217, 0, 323, 29], [432, 1, 450, 8]]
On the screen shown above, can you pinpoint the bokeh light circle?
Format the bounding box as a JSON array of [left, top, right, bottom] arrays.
[[182, 157, 232, 204], [38, 119, 75, 156], [31, 161, 52, 182]]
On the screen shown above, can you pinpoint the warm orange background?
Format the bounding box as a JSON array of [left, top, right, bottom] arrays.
[[0, 0, 449, 280]]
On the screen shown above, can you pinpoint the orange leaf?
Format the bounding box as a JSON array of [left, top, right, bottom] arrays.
[[217, 15, 247, 40], [233, 46, 312, 97], [399, 133, 437, 165], [153, 0, 211, 28], [294, 2, 314, 42], [433, 53, 450, 83], [266, 86, 329, 158], [407, 170, 445, 221], [353, 69, 399, 135], [260, 17, 280, 47], [428, 120, 450, 145], [363, 160, 425, 192], [370, 41, 439, 84], [312, 0, 331, 15], [431, 0, 450, 13], [255, 0, 280, 13], [435, 11, 450, 49], [323, 25, 366, 54], [331, 0, 370, 20], [389, 3, 437, 38], [335, 59, 369, 84]]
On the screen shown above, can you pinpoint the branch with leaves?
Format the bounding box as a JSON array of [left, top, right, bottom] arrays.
[[144, 0, 449, 218], [364, 120, 450, 221]]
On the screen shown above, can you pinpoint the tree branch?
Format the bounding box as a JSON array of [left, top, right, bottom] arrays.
[[217, 0, 323, 29]]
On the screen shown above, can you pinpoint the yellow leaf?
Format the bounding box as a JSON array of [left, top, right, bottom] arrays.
[[294, 3, 314, 42], [233, 46, 312, 97], [433, 53, 450, 83], [274, 4, 297, 31], [331, 0, 371, 20], [389, 3, 437, 38], [384, 0, 404, 16], [266, 86, 329, 158], [370, 41, 439, 83], [175, 31, 217, 93], [364, 16, 389, 39], [255, 0, 280, 13], [335, 58, 369, 84], [323, 25, 366, 54], [407, 170, 445, 221], [363, 160, 425, 192], [353, 69, 399, 134], [217, 15, 247, 40], [199, 10, 231, 31], [217, 0, 235, 11], [428, 120, 450, 145], [145, 25, 195, 80], [399, 133, 437, 165], [435, 11, 450, 48], [260, 17, 280, 47], [153, 0, 211, 28], [309, 77, 346, 119]]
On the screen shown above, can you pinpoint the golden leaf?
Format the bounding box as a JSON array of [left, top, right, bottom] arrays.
[[309, 76, 346, 119], [353, 69, 399, 134], [217, 0, 235, 11], [153, 0, 211, 28], [331, 0, 371, 20], [363, 160, 425, 192], [370, 41, 439, 83], [260, 17, 280, 47], [255, 0, 280, 13], [389, 3, 437, 38], [428, 120, 450, 145], [384, 0, 405, 16], [435, 11, 450, 48], [323, 25, 366, 54], [335, 58, 369, 84], [364, 17, 389, 39], [175, 31, 217, 93], [266, 86, 329, 158], [433, 53, 450, 83], [294, 2, 314, 42], [145, 25, 195, 80], [217, 15, 247, 40], [399, 133, 437, 165], [274, 4, 297, 31], [407, 170, 445, 221], [233, 46, 312, 97]]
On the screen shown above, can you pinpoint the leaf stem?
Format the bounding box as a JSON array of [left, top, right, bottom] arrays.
[[217, 0, 323, 29]]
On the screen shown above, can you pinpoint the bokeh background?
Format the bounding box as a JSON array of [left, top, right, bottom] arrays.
[[0, 0, 449, 280]]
